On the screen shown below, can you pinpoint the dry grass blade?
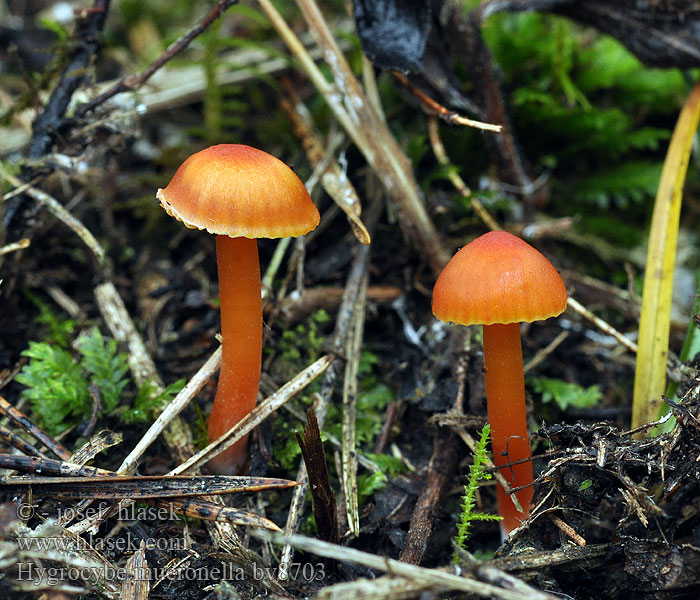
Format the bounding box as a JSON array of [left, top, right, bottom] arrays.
[[341, 271, 367, 537], [0, 238, 30, 256], [280, 85, 371, 245], [0, 475, 297, 498], [491, 543, 611, 577]]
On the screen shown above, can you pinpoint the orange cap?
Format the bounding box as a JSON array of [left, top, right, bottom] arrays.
[[156, 144, 320, 239], [432, 231, 567, 326]]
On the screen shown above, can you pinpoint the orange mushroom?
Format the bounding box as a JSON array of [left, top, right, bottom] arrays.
[[432, 231, 567, 535], [157, 144, 320, 474]]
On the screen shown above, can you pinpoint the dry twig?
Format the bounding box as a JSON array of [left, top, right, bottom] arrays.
[[75, 0, 240, 117], [0, 395, 71, 461], [395, 73, 502, 132], [399, 430, 462, 564]]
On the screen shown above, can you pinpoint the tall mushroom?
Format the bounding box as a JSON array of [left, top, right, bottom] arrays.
[[157, 144, 320, 474], [432, 231, 567, 535]]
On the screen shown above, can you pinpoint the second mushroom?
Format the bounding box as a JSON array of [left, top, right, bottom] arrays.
[[432, 231, 567, 535]]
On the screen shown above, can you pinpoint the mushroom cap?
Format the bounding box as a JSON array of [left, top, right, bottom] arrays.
[[156, 144, 320, 239], [432, 231, 567, 326]]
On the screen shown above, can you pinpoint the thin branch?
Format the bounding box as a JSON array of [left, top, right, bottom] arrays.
[[394, 73, 502, 132], [170, 355, 334, 475], [0, 238, 30, 256], [75, 0, 239, 117], [523, 330, 569, 374], [566, 296, 638, 354]]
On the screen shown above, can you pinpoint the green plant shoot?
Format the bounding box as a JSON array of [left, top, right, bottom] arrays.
[[453, 424, 502, 562]]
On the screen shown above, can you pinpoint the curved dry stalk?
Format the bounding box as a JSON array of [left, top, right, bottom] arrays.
[[75, 0, 240, 117], [280, 88, 371, 245], [0, 238, 30, 256], [0, 166, 105, 269], [566, 297, 638, 354], [395, 73, 502, 132]]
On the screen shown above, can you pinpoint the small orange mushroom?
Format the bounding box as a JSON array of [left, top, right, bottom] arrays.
[[432, 231, 567, 535], [157, 144, 320, 474]]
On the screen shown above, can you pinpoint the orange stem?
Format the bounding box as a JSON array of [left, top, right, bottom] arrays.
[[207, 236, 262, 474], [482, 323, 533, 535]]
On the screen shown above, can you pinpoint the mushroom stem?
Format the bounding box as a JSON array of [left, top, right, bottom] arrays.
[[482, 322, 533, 535], [207, 235, 262, 474]]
